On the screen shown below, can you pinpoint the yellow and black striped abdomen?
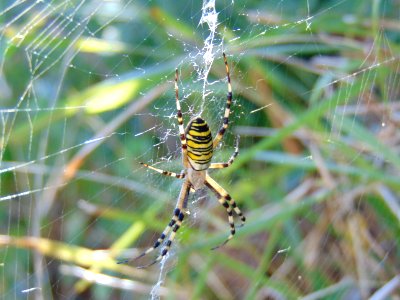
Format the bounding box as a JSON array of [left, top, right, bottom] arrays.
[[185, 117, 213, 171]]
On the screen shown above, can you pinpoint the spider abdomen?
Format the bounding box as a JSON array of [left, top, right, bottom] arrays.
[[185, 117, 213, 171]]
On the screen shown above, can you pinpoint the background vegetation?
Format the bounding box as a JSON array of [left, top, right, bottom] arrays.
[[1, 0, 399, 299]]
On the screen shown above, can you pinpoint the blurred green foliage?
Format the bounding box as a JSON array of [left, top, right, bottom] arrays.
[[1, 0, 399, 299]]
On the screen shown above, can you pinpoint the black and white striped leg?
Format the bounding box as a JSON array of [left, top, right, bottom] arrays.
[[205, 174, 245, 249], [137, 210, 185, 269], [175, 69, 188, 164], [211, 197, 235, 250], [213, 53, 233, 149], [206, 174, 245, 225], [140, 162, 185, 179], [209, 136, 239, 169], [132, 208, 182, 264], [228, 195, 246, 227], [134, 180, 191, 268]]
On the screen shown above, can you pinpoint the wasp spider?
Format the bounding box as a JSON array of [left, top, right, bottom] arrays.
[[132, 53, 245, 268]]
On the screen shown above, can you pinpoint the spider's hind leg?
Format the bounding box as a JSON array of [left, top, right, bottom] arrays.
[[175, 69, 188, 165], [213, 53, 233, 149]]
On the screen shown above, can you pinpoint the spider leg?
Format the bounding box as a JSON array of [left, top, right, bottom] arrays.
[[205, 174, 245, 225], [136, 180, 191, 268], [205, 174, 235, 249], [130, 207, 181, 263], [209, 136, 239, 169], [140, 162, 185, 178], [137, 211, 185, 269], [205, 174, 245, 249], [213, 53, 233, 149], [175, 69, 189, 166]]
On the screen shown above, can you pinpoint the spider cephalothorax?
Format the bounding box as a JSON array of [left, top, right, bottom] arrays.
[[130, 53, 245, 268]]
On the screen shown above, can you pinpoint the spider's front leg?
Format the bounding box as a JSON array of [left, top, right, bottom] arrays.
[[134, 180, 191, 268], [136, 208, 185, 269], [131, 207, 182, 262], [205, 174, 246, 249]]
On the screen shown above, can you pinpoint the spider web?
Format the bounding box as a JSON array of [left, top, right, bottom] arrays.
[[1, 0, 399, 299]]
